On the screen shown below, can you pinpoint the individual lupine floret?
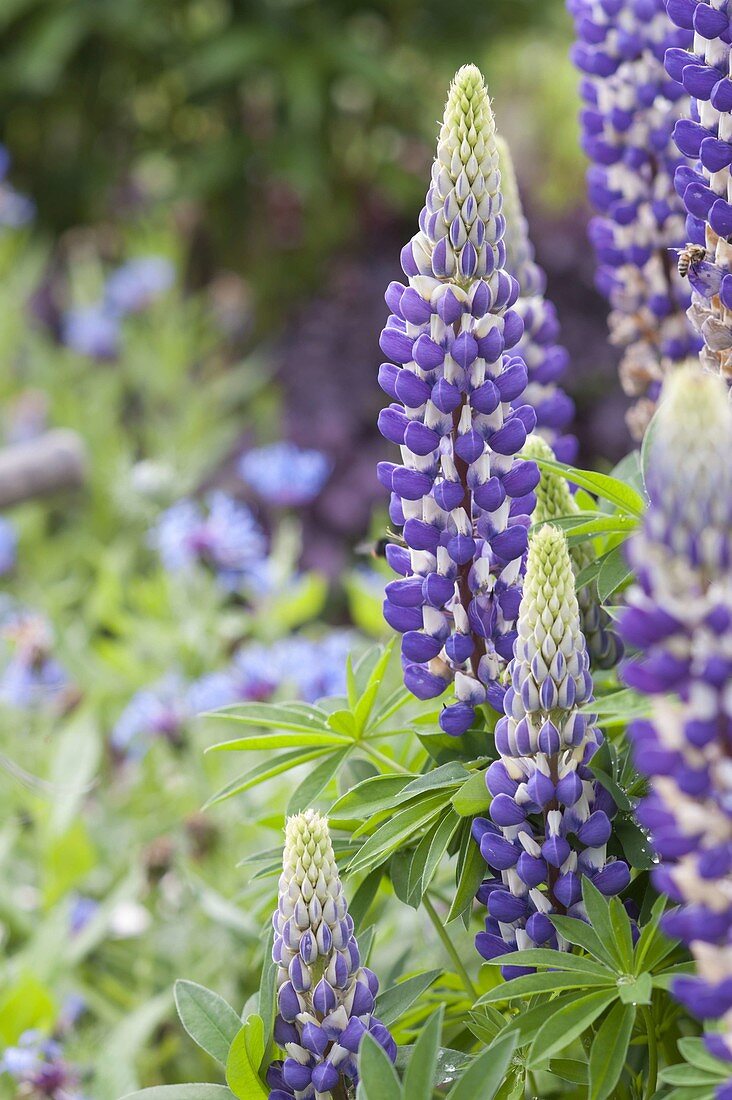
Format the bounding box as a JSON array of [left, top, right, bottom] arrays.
[[619, 364, 732, 1062], [496, 138, 578, 463], [268, 811, 395, 1098], [522, 434, 623, 668], [569, 0, 700, 437], [377, 65, 541, 735], [473, 526, 629, 972], [664, 0, 732, 383]]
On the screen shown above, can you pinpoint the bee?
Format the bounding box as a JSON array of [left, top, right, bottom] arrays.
[[356, 529, 406, 558], [677, 243, 706, 278]]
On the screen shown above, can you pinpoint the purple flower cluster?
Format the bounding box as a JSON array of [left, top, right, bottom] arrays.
[[112, 632, 354, 759], [620, 365, 732, 1061], [0, 603, 69, 710], [0, 1030, 85, 1099], [238, 442, 332, 507], [664, 0, 732, 383], [377, 65, 540, 735], [61, 255, 174, 360], [0, 145, 35, 230], [569, 0, 700, 437], [474, 526, 629, 972], [268, 811, 395, 1099], [149, 491, 267, 590], [497, 138, 578, 463]]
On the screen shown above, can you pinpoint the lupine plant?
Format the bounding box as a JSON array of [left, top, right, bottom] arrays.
[[9, 4, 732, 1094], [136, 49, 732, 1100], [568, 0, 702, 437]]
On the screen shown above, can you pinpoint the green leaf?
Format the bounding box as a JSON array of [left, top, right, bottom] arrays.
[[451, 770, 490, 816], [204, 748, 329, 807], [257, 925, 276, 1055], [376, 970, 442, 1028], [597, 544, 633, 602], [661, 1064, 722, 1086], [357, 1032, 402, 1100], [581, 879, 622, 970], [347, 794, 451, 875], [206, 701, 331, 736], [609, 897, 635, 972], [486, 946, 611, 978], [348, 869, 383, 929], [416, 810, 460, 899], [526, 989, 618, 1068], [174, 981, 242, 1067], [548, 1059, 588, 1085], [403, 1005, 444, 1100], [225, 1017, 267, 1100], [287, 747, 352, 813], [617, 972, 652, 1006], [353, 641, 394, 732], [533, 457, 646, 515], [445, 1033, 517, 1100], [615, 818, 654, 870], [677, 1036, 732, 1076], [549, 915, 620, 969], [330, 774, 413, 818], [209, 729, 349, 751], [478, 970, 613, 1003], [447, 826, 484, 924], [588, 1001, 635, 1099], [121, 1089, 236, 1100], [500, 991, 591, 1046]]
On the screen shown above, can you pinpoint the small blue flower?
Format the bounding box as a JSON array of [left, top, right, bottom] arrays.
[[238, 442, 331, 507], [68, 894, 100, 936], [111, 674, 190, 759], [0, 608, 68, 710], [149, 492, 267, 589], [0, 1029, 84, 1099], [62, 305, 120, 361], [0, 517, 17, 575], [104, 256, 175, 316], [272, 631, 354, 702]]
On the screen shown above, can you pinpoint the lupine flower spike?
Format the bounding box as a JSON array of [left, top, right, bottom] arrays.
[[620, 364, 732, 1064], [665, 0, 732, 383], [569, 0, 700, 437], [268, 811, 395, 1099], [378, 65, 541, 734], [473, 526, 629, 972], [496, 137, 578, 463], [522, 434, 623, 668]]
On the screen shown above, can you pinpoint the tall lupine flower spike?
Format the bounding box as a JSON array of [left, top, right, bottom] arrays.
[[473, 526, 629, 973], [619, 365, 732, 1064], [665, 0, 732, 382], [268, 811, 395, 1099], [522, 434, 623, 668], [496, 137, 578, 463], [377, 65, 540, 735], [569, 0, 701, 438]]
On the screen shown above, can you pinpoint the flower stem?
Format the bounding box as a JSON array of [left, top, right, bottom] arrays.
[[422, 892, 478, 1002], [640, 1005, 658, 1100]]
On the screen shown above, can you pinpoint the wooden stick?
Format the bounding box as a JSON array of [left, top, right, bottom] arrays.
[[0, 430, 87, 507]]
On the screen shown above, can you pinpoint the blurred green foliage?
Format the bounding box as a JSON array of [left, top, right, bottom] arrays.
[[0, 0, 578, 289]]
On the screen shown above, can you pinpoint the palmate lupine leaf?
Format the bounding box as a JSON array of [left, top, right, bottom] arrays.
[[473, 880, 689, 1098], [202, 641, 430, 809]]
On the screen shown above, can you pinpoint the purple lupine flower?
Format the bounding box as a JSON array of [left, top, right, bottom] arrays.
[[497, 138, 578, 464], [61, 305, 120, 361], [377, 65, 540, 735], [111, 674, 189, 759], [664, 0, 732, 385], [149, 491, 267, 589], [0, 147, 34, 229], [0, 517, 17, 576], [104, 256, 175, 316], [268, 811, 395, 1099], [273, 631, 355, 703], [569, 0, 701, 438], [0, 607, 68, 710], [68, 894, 100, 936], [238, 442, 332, 507], [474, 525, 629, 973], [0, 1030, 85, 1099], [619, 364, 732, 1062]]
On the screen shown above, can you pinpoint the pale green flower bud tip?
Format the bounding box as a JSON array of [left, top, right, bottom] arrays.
[[523, 434, 576, 526], [283, 809, 336, 881], [442, 64, 497, 158], [658, 362, 732, 441], [525, 524, 577, 612], [495, 134, 522, 227]]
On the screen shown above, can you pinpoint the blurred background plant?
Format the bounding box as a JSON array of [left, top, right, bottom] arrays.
[[0, 0, 641, 1095]]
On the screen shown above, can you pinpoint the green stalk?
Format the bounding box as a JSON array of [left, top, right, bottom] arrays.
[[423, 893, 479, 1002], [640, 1005, 658, 1100]]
